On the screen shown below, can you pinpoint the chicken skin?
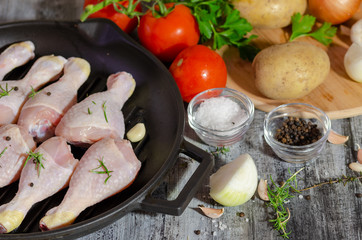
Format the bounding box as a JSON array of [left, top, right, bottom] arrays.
[[0, 55, 67, 125], [0, 41, 35, 80], [18, 57, 90, 142], [39, 137, 141, 231], [55, 71, 135, 146], [0, 124, 36, 188], [0, 136, 78, 233]]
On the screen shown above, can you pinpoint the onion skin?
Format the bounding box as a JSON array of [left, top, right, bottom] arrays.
[[308, 0, 361, 25]]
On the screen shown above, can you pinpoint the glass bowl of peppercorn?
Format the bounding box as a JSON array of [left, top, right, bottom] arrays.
[[264, 103, 331, 164]]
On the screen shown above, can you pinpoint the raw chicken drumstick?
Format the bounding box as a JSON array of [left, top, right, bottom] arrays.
[[0, 124, 36, 188], [0, 136, 78, 233], [55, 71, 136, 146], [39, 137, 141, 231], [18, 57, 90, 143], [0, 41, 35, 80], [0, 55, 66, 125]]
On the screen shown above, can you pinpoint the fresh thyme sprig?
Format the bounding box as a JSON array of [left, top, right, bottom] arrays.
[[266, 168, 362, 238], [0, 147, 7, 158], [0, 83, 14, 98], [300, 174, 362, 192], [29, 86, 41, 98], [24, 150, 46, 176], [90, 157, 113, 184], [209, 146, 230, 157], [102, 101, 108, 123], [267, 168, 304, 239]]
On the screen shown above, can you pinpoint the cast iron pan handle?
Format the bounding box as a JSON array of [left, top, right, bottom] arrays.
[[139, 139, 214, 216]]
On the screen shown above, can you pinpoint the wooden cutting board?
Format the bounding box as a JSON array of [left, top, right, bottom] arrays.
[[220, 15, 362, 120]]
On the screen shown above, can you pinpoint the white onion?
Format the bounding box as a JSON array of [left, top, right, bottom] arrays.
[[209, 153, 258, 207]]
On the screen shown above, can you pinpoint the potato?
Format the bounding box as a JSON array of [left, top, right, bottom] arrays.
[[232, 0, 307, 29], [252, 42, 330, 100]]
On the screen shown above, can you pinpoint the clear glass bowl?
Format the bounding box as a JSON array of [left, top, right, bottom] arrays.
[[264, 103, 331, 164], [187, 88, 254, 147]]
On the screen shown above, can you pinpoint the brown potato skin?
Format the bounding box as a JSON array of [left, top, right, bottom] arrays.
[[232, 0, 307, 29], [252, 42, 330, 100]]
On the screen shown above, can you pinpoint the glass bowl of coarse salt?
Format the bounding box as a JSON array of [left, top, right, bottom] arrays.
[[187, 88, 254, 147]]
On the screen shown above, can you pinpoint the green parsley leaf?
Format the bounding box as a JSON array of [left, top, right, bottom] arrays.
[[289, 13, 337, 46]]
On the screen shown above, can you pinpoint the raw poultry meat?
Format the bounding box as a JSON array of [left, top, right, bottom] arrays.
[[18, 57, 90, 142], [0, 41, 35, 80], [0, 136, 78, 233], [39, 137, 141, 231], [55, 71, 136, 146], [0, 124, 36, 188], [0, 55, 66, 125]]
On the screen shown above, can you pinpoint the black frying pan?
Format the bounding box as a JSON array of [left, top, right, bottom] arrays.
[[0, 19, 213, 239]]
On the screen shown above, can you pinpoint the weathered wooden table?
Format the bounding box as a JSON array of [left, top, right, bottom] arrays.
[[1, 1, 361, 239]]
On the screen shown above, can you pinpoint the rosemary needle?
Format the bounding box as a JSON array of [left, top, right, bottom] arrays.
[[24, 150, 45, 176], [29, 86, 41, 98], [0, 147, 7, 158], [0, 83, 14, 98], [90, 157, 113, 184], [102, 101, 108, 123]]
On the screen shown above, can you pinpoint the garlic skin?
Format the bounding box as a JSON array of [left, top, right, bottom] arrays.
[[350, 19, 362, 45], [344, 42, 362, 83]]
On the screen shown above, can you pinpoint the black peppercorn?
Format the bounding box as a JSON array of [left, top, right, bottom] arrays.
[[47, 92, 51, 96], [194, 230, 201, 235], [4, 136, 11, 141], [274, 117, 322, 146]]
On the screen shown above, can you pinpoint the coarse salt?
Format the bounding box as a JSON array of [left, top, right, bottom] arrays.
[[194, 96, 248, 131]]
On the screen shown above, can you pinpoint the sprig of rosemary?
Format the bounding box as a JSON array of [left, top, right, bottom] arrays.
[[102, 101, 108, 123], [88, 107, 92, 115], [90, 157, 113, 184], [29, 86, 41, 98], [267, 168, 304, 239], [0, 83, 14, 98], [24, 150, 46, 177]]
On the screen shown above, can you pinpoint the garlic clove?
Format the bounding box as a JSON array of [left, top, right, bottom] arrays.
[[199, 206, 224, 219], [257, 179, 269, 201], [327, 130, 349, 144], [351, 19, 362, 45], [349, 162, 362, 172], [126, 123, 146, 142], [344, 42, 362, 83]]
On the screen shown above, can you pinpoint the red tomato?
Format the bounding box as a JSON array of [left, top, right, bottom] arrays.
[[83, 0, 140, 34], [138, 4, 200, 62], [169, 45, 228, 102]]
